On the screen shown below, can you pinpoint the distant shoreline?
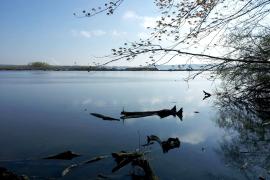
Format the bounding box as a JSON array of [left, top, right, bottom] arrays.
[[0, 65, 207, 72]]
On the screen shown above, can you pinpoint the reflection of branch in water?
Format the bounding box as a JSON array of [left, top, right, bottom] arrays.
[[215, 83, 270, 179], [143, 135, 181, 153], [90, 113, 120, 121], [121, 106, 183, 121]]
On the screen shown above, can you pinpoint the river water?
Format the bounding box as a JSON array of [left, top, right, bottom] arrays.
[[0, 71, 251, 179]]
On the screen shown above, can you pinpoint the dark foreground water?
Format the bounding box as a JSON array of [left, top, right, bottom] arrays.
[[0, 71, 260, 179]]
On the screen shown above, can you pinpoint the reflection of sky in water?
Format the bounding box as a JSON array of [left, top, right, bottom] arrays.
[[0, 71, 245, 179]]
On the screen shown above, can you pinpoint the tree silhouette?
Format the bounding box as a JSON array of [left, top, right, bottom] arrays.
[[76, 0, 270, 73]]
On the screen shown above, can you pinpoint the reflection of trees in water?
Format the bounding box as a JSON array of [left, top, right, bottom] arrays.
[[216, 98, 270, 178], [214, 30, 270, 179], [216, 74, 270, 122], [215, 70, 270, 178]]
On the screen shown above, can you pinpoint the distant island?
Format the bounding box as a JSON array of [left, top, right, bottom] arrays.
[[0, 62, 210, 71]]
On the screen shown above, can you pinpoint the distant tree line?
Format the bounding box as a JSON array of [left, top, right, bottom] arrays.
[[28, 62, 51, 70]]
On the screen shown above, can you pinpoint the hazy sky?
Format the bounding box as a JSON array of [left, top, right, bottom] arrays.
[[0, 0, 160, 65]]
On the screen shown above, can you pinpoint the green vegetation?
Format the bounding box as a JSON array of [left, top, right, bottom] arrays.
[[28, 62, 51, 70]]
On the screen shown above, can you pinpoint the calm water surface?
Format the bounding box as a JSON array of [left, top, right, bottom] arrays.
[[0, 71, 247, 179]]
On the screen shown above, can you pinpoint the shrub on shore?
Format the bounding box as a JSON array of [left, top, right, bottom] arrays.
[[28, 62, 51, 70]]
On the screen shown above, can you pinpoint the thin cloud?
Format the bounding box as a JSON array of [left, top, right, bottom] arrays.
[[111, 30, 128, 37], [72, 29, 127, 38], [92, 30, 107, 36], [122, 10, 158, 29], [71, 30, 106, 38], [80, 30, 92, 38], [122, 10, 140, 20]]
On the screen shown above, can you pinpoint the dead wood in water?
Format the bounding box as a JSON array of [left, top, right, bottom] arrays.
[[62, 155, 110, 176], [203, 90, 212, 100], [121, 106, 183, 120], [143, 135, 181, 153], [131, 159, 158, 180], [43, 151, 80, 160], [111, 151, 144, 173], [91, 113, 120, 121]]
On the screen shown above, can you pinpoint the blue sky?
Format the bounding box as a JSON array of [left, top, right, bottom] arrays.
[[0, 0, 159, 65]]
